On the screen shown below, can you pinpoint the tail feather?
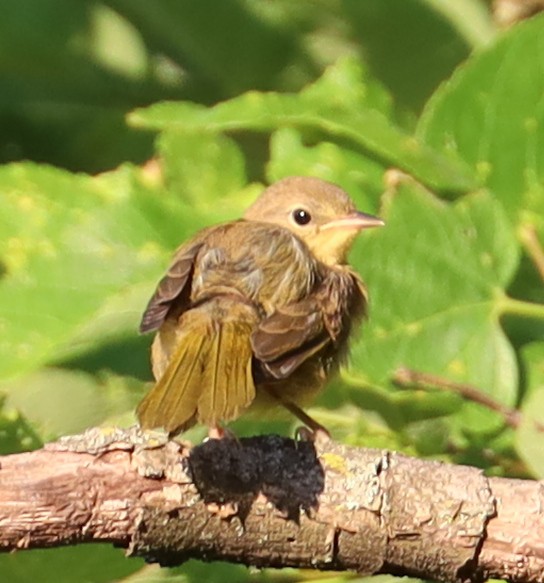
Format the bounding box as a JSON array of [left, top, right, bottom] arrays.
[[137, 331, 206, 433], [137, 301, 256, 434], [198, 320, 256, 426]]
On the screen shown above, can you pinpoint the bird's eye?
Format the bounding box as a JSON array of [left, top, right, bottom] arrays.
[[292, 208, 312, 226]]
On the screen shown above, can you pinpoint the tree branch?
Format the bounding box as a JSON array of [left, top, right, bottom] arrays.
[[0, 427, 542, 582]]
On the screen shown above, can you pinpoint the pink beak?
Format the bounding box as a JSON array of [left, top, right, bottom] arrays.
[[321, 211, 385, 231]]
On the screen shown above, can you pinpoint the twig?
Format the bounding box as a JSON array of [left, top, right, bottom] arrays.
[[393, 367, 522, 428], [493, 0, 544, 26]]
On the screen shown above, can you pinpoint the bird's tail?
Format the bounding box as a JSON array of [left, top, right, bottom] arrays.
[[137, 298, 256, 435]]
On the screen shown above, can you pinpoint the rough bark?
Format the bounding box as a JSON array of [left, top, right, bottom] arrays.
[[0, 427, 542, 583]]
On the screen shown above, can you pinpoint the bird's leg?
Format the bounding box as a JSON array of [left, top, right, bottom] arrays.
[[294, 425, 331, 446], [206, 425, 238, 441], [263, 386, 331, 444]]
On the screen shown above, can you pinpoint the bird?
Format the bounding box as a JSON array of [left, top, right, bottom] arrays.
[[137, 176, 383, 439]]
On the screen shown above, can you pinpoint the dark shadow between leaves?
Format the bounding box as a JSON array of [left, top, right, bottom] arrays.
[[188, 434, 325, 522]]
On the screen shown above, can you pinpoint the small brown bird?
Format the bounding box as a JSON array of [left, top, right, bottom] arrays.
[[137, 176, 383, 438]]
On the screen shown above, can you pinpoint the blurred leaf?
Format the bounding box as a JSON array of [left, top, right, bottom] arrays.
[[130, 58, 477, 192], [0, 163, 181, 380], [0, 124, 264, 384], [2, 368, 143, 440], [0, 398, 42, 454], [521, 342, 544, 396], [0, 1, 173, 171], [119, 565, 186, 583], [516, 390, 544, 478], [353, 574, 424, 583], [167, 561, 251, 583], [119, 559, 292, 583], [59, 330, 153, 381], [347, 179, 520, 433], [158, 131, 247, 215], [421, 0, 496, 47], [341, 0, 478, 111], [105, 0, 308, 98], [300, 52, 395, 116], [419, 15, 544, 217], [516, 342, 544, 477], [338, 375, 463, 433], [267, 127, 385, 211], [404, 418, 452, 456], [0, 545, 143, 583]]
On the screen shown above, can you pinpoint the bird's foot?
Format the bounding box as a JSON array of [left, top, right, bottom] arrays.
[[206, 501, 239, 519], [205, 426, 238, 442], [295, 425, 331, 447], [262, 386, 332, 444]]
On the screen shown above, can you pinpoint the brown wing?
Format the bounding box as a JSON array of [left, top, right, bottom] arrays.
[[139, 237, 206, 334], [251, 267, 368, 380], [251, 298, 329, 379]]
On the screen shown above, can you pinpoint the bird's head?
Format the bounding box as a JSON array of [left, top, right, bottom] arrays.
[[244, 176, 384, 265]]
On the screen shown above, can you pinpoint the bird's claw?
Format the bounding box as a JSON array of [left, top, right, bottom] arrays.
[[294, 425, 331, 447]]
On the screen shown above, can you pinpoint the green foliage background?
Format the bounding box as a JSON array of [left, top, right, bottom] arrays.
[[1, 1, 543, 581]]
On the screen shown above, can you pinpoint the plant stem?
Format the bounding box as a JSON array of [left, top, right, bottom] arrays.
[[519, 223, 544, 283], [498, 296, 544, 321]]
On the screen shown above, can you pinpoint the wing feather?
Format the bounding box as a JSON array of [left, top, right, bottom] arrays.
[[139, 239, 205, 333], [251, 267, 367, 380]]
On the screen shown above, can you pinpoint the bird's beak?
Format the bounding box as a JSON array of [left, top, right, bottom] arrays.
[[321, 211, 385, 232]]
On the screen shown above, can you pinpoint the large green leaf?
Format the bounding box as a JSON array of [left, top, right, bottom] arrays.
[[267, 127, 385, 211], [157, 130, 253, 221], [347, 179, 520, 431], [130, 59, 476, 192], [341, 0, 482, 111], [0, 164, 177, 380], [418, 15, 544, 217], [104, 0, 306, 97], [3, 368, 144, 441], [0, 1, 169, 172]]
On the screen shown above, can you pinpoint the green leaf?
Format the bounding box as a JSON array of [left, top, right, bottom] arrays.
[[0, 163, 180, 380], [0, 545, 143, 583], [516, 390, 544, 478], [516, 342, 544, 478], [418, 15, 544, 217], [158, 131, 248, 217], [166, 561, 251, 583], [0, 1, 163, 172], [104, 0, 305, 97], [0, 398, 42, 454], [2, 368, 143, 441], [267, 127, 384, 211], [420, 0, 496, 48], [347, 179, 520, 432], [342, 0, 478, 111], [118, 565, 186, 583], [130, 59, 476, 192], [521, 342, 544, 397]]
